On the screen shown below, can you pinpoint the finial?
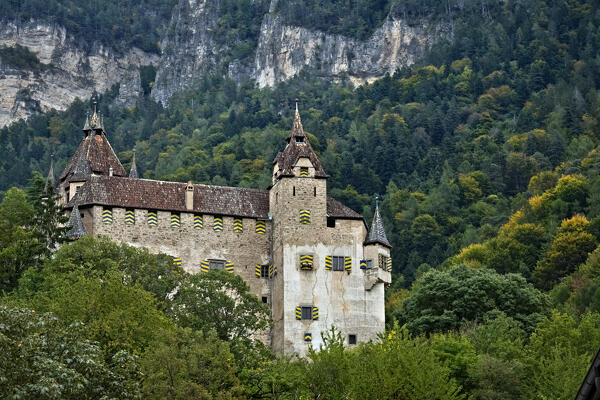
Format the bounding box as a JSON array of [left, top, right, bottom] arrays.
[[375, 195, 379, 209], [93, 99, 97, 114], [295, 98, 299, 112]]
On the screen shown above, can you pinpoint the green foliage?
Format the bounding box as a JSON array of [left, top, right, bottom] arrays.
[[0, 44, 49, 71], [0, 306, 140, 399], [398, 266, 550, 334]]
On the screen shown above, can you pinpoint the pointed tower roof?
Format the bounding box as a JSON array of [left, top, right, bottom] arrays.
[[43, 155, 56, 196], [273, 99, 327, 179], [59, 104, 126, 186], [66, 204, 86, 239], [365, 201, 391, 248], [129, 150, 139, 179]]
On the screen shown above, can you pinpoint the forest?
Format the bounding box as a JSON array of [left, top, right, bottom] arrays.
[[1, 0, 600, 398]]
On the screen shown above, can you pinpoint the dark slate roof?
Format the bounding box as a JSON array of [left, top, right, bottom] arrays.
[[364, 206, 391, 247], [273, 106, 327, 179], [60, 130, 126, 184], [575, 347, 600, 400], [66, 175, 363, 220], [66, 204, 86, 239]]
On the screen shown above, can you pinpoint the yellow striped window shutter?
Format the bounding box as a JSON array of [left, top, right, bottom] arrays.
[[360, 259, 368, 270], [300, 167, 309, 177], [344, 257, 352, 272], [147, 210, 157, 226], [386, 257, 392, 272], [299, 209, 311, 224], [325, 256, 332, 270], [233, 218, 243, 233], [172, 257, 182, 267], [300, 254, 313, 270], [312, 306, 319, 320], [225, 262, 234, 273], [102, 208, 113, 224], [200, 260, 209, 272], [255, 220, 266, 234], [125, 209, 135, 225], [170, 213, 181, 228], [295, 306, 302, 320], [213, 216, 223, 232], [255, 264, 261, 278], [193, 215, 203, 229], [304, 333, 312, 342]]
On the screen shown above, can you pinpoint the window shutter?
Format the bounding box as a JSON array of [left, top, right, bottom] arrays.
[[233, 218, 243, 233], [325, 256, 332, 270], [344, 257, 352, 272], [172, 257, 182, 267], [304, 333, 312, 342], [386, 257, 392, 272], [102, 208, 113, 224], [295, 306, 302, 320], [225, 262, 234, 273], [200, 260, 209, 272], [255, 220, 266, 234], [312, 306, 319, 320], [193, 215, 203, 229], [170, 213, 181, 228], [299, 209, 311, 224], [147, 211, 157, 226], [300, 167, 309, 177], [125, 210, 135, 225], [213, 216, 223, 232], [300, 254, 314, 270], [360, 259, 368, 269], [255, 264, 261, 278]]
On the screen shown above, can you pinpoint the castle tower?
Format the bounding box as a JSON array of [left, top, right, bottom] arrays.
[[58, 102, 126, 204]]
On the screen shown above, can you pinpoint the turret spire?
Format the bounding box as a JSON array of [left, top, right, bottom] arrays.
[[43, 154, 56, 197], [129, 149, 139, 179], [66, 204, 86, 240], [365, 198, 391, 248]]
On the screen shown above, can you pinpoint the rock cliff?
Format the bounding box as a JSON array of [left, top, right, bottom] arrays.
[[0, 21, 157, 127]]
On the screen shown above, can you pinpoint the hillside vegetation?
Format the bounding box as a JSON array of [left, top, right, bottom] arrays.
[[1, 0, 600, 398]]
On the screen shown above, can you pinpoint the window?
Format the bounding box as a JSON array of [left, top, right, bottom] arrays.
[[301, 306, 313, 320], [262, 296, 268, 304], [304, 332, 312, 342], [300, 167, 309, 177], [300, 254, 314, 270], [379, 254, 389, 270], [296, 136, 305, 143], [332, 256, 345, 271], [327, 217, 336, 228], [348, 334, 357, 345], [209, 261, 225, 270], [314, 187, 317, 196], [293, 186, 296, 196], [261, 264, 269, 278]]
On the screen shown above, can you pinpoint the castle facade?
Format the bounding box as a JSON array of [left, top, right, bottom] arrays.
[[58, 104, 391, 356]]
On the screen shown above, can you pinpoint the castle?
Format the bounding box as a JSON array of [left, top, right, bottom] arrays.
[[55, 102, 392, 356]]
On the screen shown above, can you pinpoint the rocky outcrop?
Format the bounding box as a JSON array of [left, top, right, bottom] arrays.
[[0, 21, 158, 127], [151, 0, 443, 104]]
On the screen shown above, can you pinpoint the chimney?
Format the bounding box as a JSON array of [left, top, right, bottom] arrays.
[[185, 181, 194, 210], [109, 167, 113, 176]]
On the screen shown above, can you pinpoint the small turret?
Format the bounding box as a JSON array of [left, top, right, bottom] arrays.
[[129, 149, 139, 179], [365, 199, 391, 248], [66, 204, 86, 240], [42, 155, 56, 198]]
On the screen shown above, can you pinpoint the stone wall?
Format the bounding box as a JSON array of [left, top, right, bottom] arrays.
[[89, 205, 272, 299]]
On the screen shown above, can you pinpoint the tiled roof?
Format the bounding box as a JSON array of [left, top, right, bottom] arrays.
[[60, 131, 126, 184], [67, 175, 363, 220], [66, 204, 86, 239], [575, 347, 600, 400], [273, 106, 328, 179], [364, 206, 391, 247]]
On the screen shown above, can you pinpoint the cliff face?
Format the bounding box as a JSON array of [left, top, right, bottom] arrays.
[[0, 21, 157, 127], [151, 0, 441, 104]]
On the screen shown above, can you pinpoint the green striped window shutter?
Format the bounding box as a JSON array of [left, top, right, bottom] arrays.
[[299, 209, 311, 224], [200, 260, 209, 272], [344, 257, 352, 272], [147, 211, 157, 226], [194, 215, 203, 229], [295, 306, 302, 320], [255, 264, 261, 278], [360, 259, 368, 270], [125, 209, 135, 225], [386, 257, 392, 272], [255, 220, 266, 234], [325, 256, 333, 271], [213, 216, 223, 232], [225, 262, 234, 273], [312, 306, 319, 320], [102, 208, 113, 224], [170, 213, 181, 228], [300, 254, 314, 270], [233, 218, 243, 233], [172, 257, 182, 267]]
